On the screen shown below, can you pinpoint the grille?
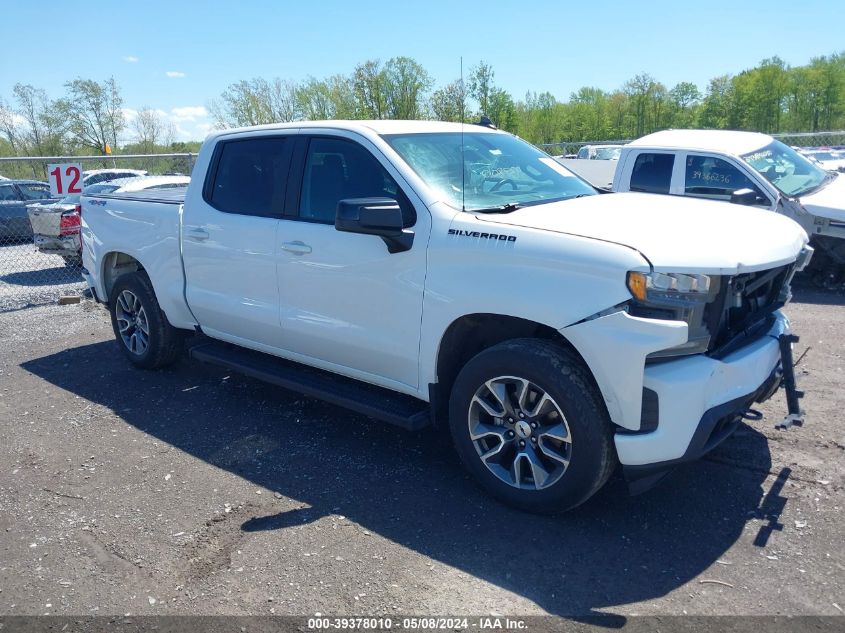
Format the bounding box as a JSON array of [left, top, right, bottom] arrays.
[[707, 264, 792, 357]]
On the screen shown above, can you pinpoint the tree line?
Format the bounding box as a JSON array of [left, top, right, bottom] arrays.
[[208, 53, 845, 145], [1, 51, 844, 174], [0, 79, 198, 178]]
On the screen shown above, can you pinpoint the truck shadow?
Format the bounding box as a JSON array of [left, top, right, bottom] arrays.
[[790, 284, 845, 306], [0, 266, 81, 287], [22, 341, 783, 618]]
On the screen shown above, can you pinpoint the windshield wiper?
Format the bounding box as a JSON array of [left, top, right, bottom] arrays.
[[468, 202, 522, 214]]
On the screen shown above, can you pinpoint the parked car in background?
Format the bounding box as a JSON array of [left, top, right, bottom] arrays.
[[27, 175, 190, 265], [0, 179, 56, 241], [576, 144, 623, 160], [107, 175, 190, 192], [610, 130, 845, 276], [81, 168, 147, 187], [804, 149, 845, 173]]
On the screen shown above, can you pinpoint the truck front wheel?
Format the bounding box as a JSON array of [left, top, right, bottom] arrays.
[[108, 271, 183, 369], [448, 339, 616, 513]]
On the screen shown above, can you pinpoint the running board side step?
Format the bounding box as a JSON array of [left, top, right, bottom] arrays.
[[188, 341, 431, 431]]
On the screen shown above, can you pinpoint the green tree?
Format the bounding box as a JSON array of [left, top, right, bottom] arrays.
[[698, 75, 733, 129], [487, 88, 517, 131], [383, 57, 433, 119], [430, 79, 465, 122], [296, 75, 356, 120], [55, 77, 124, 153], [352, 60, 388, 119], [568, 87, 610, 140], [210, 78, 299, 128], [623, 73, 656, 136], [468, 61, 495, 116], [669, 81, 701, 128]]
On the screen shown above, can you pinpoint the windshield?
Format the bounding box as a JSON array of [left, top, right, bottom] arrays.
[[84, 183, 120, 195], [383, 132, 596, 211], [741, 140, 829, 197], [593, 146, 621, 160], [18, 182, 52, 200]]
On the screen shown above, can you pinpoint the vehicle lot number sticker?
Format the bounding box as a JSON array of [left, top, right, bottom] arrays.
[[47, 163, 83, 197]]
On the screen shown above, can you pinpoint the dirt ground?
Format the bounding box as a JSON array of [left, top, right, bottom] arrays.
[[0, 286, 843, 619]]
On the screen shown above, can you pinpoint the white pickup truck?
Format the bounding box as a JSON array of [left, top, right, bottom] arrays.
[[81, 120, 812, 513], [609, 130, 845, 276]]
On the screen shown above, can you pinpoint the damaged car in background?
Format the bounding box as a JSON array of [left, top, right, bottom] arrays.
[[27, 175, 190, 266]]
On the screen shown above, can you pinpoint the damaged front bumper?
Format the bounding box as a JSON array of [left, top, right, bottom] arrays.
[[619, 312, 798, 493], [563, 309, 801, 494]]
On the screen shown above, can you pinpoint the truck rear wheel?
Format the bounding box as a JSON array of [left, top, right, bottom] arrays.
[[448, 339, 616, 513], [108, 271, 182, 369]]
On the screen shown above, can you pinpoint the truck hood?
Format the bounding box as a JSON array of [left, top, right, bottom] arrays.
[[477, 192, 807, 274], [800, 173, 845, 222]]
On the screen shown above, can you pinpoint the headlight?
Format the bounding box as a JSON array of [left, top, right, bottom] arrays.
[[626, 271, 722, 358], [626, 271, 712, 300]]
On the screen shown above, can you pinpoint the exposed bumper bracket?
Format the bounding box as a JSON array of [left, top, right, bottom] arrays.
[[776, 333, 805, 429]]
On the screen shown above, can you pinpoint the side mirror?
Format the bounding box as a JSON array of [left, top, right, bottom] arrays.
[[335, 198, 414, 254], [730, 188, 759, 206]]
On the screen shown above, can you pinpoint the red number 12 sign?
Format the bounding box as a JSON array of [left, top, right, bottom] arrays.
[[47, 163, 83, 197]]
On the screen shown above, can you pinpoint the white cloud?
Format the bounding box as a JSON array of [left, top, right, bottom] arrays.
[[123, 55, 139, 63], [165, 71, 186, 78], [10, 113, 27, 127], [170, 106, 208, 122], [194, 122, 215, 140]]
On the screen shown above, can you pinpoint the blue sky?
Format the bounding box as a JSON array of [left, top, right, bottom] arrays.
[[1, 0, 842, 141]]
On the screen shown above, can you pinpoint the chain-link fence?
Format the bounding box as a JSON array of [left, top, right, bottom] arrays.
[[0, 153, 195, 312]]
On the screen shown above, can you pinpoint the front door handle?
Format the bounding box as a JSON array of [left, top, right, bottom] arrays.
[[186, 227, 210, 241], [281, 240, 312, 255]]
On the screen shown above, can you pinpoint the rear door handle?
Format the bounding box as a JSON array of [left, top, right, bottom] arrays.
[[186, 227, 209, 241], [281, 240, 312, 255]]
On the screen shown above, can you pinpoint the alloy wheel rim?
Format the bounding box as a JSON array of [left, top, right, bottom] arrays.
[[468, 375, 572, 490], [115, 289, 150, 356]]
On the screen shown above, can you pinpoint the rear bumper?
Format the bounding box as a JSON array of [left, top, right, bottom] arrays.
[[617, 312, 790, 492], [33, 233, 80, 255]]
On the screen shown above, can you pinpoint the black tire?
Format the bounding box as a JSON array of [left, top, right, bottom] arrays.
[[448, 338, 616, 513], [108, 271, 183, 369], [62, 255, 82, 268]]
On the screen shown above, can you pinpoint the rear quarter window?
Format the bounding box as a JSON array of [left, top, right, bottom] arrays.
[[629, 153, 674, 194]]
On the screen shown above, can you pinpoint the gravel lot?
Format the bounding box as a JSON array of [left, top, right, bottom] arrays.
[[0, 242, 85, 312], [0, 286, 843, 619]]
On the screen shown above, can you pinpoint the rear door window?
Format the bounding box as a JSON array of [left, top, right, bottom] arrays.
[[629, 153, 674, 194], [207, 137, 290, 217], [18, 182, 52, 200]]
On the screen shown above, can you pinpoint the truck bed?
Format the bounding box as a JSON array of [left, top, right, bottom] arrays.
[[81, 186, 196, 329], [555, 158, 617, 190], [90, 187, 188, 205]]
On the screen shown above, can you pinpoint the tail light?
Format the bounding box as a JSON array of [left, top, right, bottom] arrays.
[[59, 205, 82, 236]]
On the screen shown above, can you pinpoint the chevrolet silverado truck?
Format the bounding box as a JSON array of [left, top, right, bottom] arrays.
[[80, 121, 812, 513], [610, 130, 844, 278]]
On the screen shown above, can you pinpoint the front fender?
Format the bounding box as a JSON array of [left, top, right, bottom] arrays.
[[562, 311, 688, 430]]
